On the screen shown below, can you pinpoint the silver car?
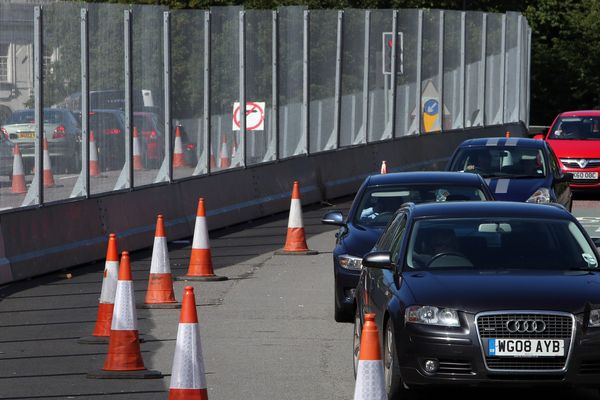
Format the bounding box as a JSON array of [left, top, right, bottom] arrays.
[[1, 108, 81, 173]]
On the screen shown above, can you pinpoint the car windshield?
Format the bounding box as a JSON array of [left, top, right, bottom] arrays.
[[134, 115, 155, 131], [354, 185, 488, 227], [449, 146, 547, 178], [405, 218, 598, 271], [549, 116, 600, 140]]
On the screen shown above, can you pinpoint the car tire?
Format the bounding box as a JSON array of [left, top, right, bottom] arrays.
[[353, 307, 361, 378], [334, 288, 353, 323], [384, 319, 407, 399]]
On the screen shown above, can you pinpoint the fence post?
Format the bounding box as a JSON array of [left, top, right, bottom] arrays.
[[333, 10, 343, 150]]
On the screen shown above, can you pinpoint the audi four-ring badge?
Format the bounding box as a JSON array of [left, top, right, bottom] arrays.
[[355, 201, 600, 398]]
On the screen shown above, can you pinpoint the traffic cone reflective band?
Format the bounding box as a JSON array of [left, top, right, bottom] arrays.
[[87, 251, 162, 379], [219, 135, 230, 169], [380, 160, 387, 175], [176, 198, 227, 282], [42, 138, 55, 188], [168, 286, 208, 400], [89, 131, 100, 177], [140, 215, 180, 309], [353, 313, 386, 400], [11, 144, 26, 194], [133, 127, 144, 171], [276, 181, 318, 255], [173, 126, 186, 169]]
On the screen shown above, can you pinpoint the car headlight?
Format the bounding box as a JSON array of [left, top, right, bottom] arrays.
[[405, 305, 460, 327], [590, 309, 600, 327], [526, 187, 551, 204], [338, 254, 363, 270]]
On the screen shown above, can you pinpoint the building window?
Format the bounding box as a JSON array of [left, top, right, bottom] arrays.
[[0, 44, 8, 82]]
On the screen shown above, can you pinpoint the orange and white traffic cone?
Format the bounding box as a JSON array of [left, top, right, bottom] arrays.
[[168, 286, 209, 400], [505, 131, 511, 138], [380, 160, 387, 175], [87, 251, 162, 379], [11, 144, 26, 194], [89, 131, 100, 177], [353, 313, 386, 400], [219, 135, 230, 169], [42, 138, 55, 188], [78, 233, 119, 344], [133, 127, 144, 171], [176, 198, 227, 282], [275, 181, 318, 255], [173, 126, 186, 169], [210, 147, 217, 170], [140, 215, 180, 309]]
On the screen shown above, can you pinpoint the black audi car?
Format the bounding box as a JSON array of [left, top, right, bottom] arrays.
[[355, 201, 600, 397], [321, 172, 494, 322]]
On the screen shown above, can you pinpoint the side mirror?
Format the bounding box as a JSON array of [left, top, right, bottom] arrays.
[[321, 210, 345, 227], [362, 251, 393, 270], [533, 134, 545, 140]]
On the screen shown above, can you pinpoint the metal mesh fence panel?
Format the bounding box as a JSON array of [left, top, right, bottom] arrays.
[[42, 2, 81, 202], [465, 11, 484, 128], [485, 13, 503, 126], [309, 9, 337, 153], [278, 6, 305, 158], [367, 10, 392, 141], [171, 9, 205, 179], [442, 10, 462, 131], [340, 9, 366, 147], [0, 2, 35, 208], [88, 3, 127, 195], [245, 10, 274, 165], [132, 5, 165, 187], [395, 9, 419, 136], [504, 12, 519, 123], [421, 9, 442, 134], [210, 6, 240, 171]]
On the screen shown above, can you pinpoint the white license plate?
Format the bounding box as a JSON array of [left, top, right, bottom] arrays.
[[487, 339, 564, 357], [573, 172, 598, 180]]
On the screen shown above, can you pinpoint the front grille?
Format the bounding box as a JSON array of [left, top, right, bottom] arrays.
[[580, 361, 600, 374], [486, 358, 565, 370], [477, 312, 573, 372], [560, 159, 600, 169], [437, 360, 473, 375], [478, 313, 572, 338]]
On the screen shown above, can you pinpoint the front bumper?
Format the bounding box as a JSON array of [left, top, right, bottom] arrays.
[[561, 166, 600, 190], [397, 314, 600, 388], [334, 260, 360, 309]]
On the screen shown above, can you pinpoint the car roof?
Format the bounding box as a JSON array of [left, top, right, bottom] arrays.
[[90, 109, 124, 114], [364, 171, 486, 186], [558, 110, 600, 117], [458, 137, 545, 149], [410, 201, 572, 221]]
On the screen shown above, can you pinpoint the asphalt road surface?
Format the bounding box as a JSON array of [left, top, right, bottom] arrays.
[[1, 195, 600, 399]]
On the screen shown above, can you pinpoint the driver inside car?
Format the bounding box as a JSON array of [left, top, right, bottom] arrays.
[[360, 196, 402, 221], [413, 228, 467, 268]]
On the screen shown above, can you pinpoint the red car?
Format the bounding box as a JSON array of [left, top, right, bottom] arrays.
[[535, 110, 600, 190]]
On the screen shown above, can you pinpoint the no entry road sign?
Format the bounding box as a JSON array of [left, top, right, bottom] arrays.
[[233, 102, 265, 131]]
